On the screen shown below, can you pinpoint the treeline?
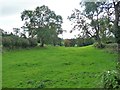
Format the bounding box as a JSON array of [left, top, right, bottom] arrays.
[[2, 33, 37, 49], [64, 38, 94, 47], [1, 30, 63, 49]]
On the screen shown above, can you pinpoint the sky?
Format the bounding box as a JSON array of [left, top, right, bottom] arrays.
[[0, 0, 82, 39]]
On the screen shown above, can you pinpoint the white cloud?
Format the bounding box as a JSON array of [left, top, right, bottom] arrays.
[[0, 0, 81, 39]]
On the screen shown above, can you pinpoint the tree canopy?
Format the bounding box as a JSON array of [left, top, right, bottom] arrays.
[[21, 5, 63, 47]]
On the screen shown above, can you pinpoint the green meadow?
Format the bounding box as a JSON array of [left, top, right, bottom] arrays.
[[2, 46, 117, 88]]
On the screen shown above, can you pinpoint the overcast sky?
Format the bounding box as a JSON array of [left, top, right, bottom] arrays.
[[0, 0, 82, 39]]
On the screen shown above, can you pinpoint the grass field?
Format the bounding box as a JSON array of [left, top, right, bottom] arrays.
[[2, 45, 117, 88]]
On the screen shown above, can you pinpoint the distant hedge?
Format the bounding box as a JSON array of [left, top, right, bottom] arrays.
[[28, 38, 38, 47], [64, 39, 76, 47], [64, 38, 94, 47], [77, 38, 94, 47], [2, 36, 37, 49]]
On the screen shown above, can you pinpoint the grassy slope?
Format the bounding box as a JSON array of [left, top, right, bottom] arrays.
[[2, 46, 117, 88]]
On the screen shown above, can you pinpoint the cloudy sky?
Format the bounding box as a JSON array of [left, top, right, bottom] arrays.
[[0, 0, 82, 39]]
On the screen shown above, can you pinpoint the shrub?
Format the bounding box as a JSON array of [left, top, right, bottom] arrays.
[[2, 36, 37, 49], [28, 38, 37, 47], [105, 43, 118, 51], [21, 38, 30, 48], [93, 42, 106, 48], [64, 39, 76, 47], [69, 39, 76, 47], [101, 70, 120, 89], [0, 36, 2, 46], [15, 37, 30, 48], [64, 39, 71, 47], [10, 36, 17, 48], [77, 38, 94, 47], [84, 38, 94, 46], [15, 38, 23, 48], [2, 37, 12, 48]]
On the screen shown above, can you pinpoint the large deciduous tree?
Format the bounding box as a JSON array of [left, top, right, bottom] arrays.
[[21, 10, 36, 38], [68, 1, 116, 48], [21, 5, 63, 47], [113, 1, 120, 73]]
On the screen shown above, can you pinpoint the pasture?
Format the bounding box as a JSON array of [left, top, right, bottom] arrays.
[[2, 46, 117, 88]]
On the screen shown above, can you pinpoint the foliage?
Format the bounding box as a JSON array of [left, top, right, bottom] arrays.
[[21, 5, 63, 47], [68, 1, 116, 48], [105, 43, 118, 51], [64, 39, 76, 47], [13, 28, 20, 36], [101, 70, 120, 89], [113, 1, 120, 44], [2, 36, 37, 49], [113, 1, 120, 83], [2, 37, 12, 48], [28, 38, 38, 47], [93, 42, 106, 49], [77, 38, 94, 47], [64, 39, 71, 47], [20, 38, 30, 48]]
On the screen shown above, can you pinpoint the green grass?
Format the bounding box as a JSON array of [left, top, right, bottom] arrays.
[[2, 45, 117, 88]]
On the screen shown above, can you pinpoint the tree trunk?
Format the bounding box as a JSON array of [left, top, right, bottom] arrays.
[[96, 11, 102, 48], [53, 43, 56, 46], [53, 40, 56, 46], [117, 44, 120, 74], [95, 26, 102, 48], [40, 41, 44, 47], [40, 38, 44, 47], [113, 1, 120, 74]]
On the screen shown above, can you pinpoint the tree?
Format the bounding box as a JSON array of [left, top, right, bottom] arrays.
[[113, 1, 120, 73], [21, 10, 36, 38], [83, 2, 106, 48], [21, 5, 63, 47], [49, 15, 63, 46], [34, 5, 55, 47], [13, 28, 20, 36], [68, 1, 116, 48]]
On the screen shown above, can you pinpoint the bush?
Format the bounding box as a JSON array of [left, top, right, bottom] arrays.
[[28, 38, 37, 47], [69, 39, 76, 47], [64, 39, 71, 47], [105, 43, 118, 51], [84, 38, 94, 46], [15, 38, 23, 48], [0, 36, 2, 46], [64, 39, 76, 47], [21, 38, 30, 48], [2, 36, 37, 49], [77, 38, 94, 47], [15, 37, 30, 48], [10, 36, 17, 48], [101, 70, 120, 89], [2, 37, 12, 48], [93, 42, 106, 48]]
